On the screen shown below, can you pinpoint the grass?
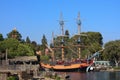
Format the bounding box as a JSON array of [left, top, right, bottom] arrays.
[[113, 66, 120, 70]]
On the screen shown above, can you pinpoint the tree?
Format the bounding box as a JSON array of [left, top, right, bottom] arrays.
[[0, 38, 20, 58], [69, 32, 103, 58], [7, 28, 22, 41], [65, 30, 69, 38], [26, 36, 31, 43], [41, 34, 48, 54], [31, 41, 37, 51], [0, 38, 34, 58], [64, 30, 70, 43], [0, 33, 4, 41], [49, 31, 103, 59], [103, 40, 120, 66], [64, 30, 71, 59], [0, 38, 19, 51], [81, 32, 103, 53], [41, 34, 47, 46], [17, 44, 34, 56]]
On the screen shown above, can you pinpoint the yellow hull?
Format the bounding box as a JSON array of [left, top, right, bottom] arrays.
[[41, 62, 91, 70]]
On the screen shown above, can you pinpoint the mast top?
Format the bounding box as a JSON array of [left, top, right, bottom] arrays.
[[76, 12, 82, 35], [59, 12, 65, 36], [59, 13, 64, 26], [77, 12, 81, 26]]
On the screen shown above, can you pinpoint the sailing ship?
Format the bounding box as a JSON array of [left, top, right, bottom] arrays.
[[38, 13, 101, 72]]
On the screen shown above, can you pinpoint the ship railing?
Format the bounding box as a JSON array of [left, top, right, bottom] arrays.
[[44, 58, 91, 66]]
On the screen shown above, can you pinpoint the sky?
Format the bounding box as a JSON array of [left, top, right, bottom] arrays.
[[0, 0, 120, 44]]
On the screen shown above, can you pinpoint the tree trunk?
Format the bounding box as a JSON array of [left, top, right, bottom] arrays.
[[115, 59, 118, 67]]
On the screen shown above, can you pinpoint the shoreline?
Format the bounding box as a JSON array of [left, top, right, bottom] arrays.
[[100, 68, 120, 72]]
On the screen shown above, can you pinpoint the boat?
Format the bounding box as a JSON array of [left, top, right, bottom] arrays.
[[37, 13, 101, 72], [40, 52, 100, 72], [41, 60, 93, 72]]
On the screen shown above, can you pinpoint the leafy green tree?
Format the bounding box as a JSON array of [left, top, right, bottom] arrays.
[[87, 32, 103, 45], [41, 31, 103, 60], [7, 28, 22, 41], [41, 34, 48, 54], [26, 36, 31, 43], [81, 32, 103, 53], [0, 38, 34, 58], [35, 44, 41, 51], [31, 41, 38, 51], [0, 38, 19, 51], [70, 32, 103, 58], [17, 44, 34, 56], [64, 30, 71, 59], [41, 34, 47, 46], [65, 30, 69, 38], [0, 38, 19, 58], [51, 35, 65, 60], [103, 40, 120, 66], [0, 33, 4, 41], [7, 76, 17, 80], [40, 55, 50, 63]]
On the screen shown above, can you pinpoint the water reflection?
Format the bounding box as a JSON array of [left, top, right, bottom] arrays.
[[65, 71, 120, 80]]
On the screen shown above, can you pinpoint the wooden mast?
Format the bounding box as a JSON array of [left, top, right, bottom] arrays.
[[77, 12, 82, 59], [61, 44, 64, 61], [59, 13, 65, 61], [51, 32, 55, 62]]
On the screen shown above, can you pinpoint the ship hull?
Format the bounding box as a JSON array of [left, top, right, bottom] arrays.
[[41, 62, 92, 72], [50, 66, 87, 72]]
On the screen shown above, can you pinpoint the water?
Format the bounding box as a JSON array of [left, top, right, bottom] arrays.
[[64, 71, 120, 80]]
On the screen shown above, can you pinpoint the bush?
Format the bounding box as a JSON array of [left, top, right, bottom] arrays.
[[113, 66, 120, 70], [7, 76, 16, 80], [55, 76, 61, 80]]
